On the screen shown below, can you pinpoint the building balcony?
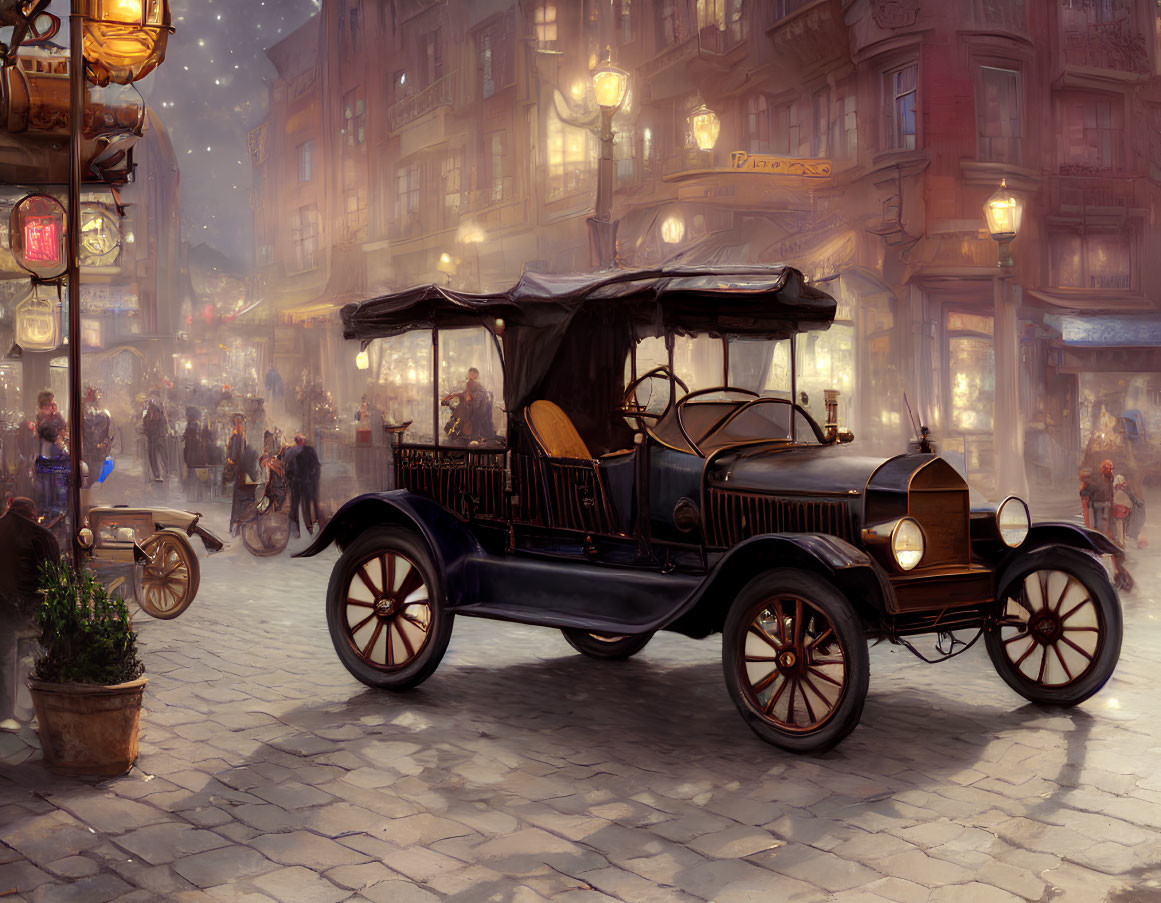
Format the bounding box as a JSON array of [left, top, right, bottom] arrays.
[[387, 71, 457, 133], [764, 0, 849, 79]]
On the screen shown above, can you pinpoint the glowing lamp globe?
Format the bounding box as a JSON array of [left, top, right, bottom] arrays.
[[591, 60, 629, 110], [984, 179, 1023, 240], [354, 350, 370, 370], [689, 104, 720, 152], [82, 0, 173, 86]]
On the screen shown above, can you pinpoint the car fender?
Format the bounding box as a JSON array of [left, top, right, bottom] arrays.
[[667, 532, 891, 638], [293, 491, 483, 602], [989, 521, 1120, 577]]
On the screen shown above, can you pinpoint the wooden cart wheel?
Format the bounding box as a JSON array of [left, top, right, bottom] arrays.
[[242, 510, 290, 557], [135, 529, 200, 620], [985, 547, 1122, 706], [723, 569, 868, 753], [326, 527, 453, 690]]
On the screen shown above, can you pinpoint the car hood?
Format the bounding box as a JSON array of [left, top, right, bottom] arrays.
[[707, 443, 896, 496]]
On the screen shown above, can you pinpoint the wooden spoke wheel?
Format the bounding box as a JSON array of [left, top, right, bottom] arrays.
[[723, 570, 868, 753], [242, 509, 290, 557], [325, 527, 453, 690], [135, 529, 200, 620], [985, 547, 1122, 706], [561, 628, 653, 660]]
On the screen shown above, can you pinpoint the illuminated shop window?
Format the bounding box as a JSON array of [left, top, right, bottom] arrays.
[[948, 312, 995, 433], [546, 112, 595, 201]]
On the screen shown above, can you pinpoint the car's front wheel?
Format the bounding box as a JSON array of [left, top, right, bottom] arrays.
[[985, 546, 1121, 706], [326, 527, 452, 690], [722, 569, 869, 754], [560, 628, 653, 660]]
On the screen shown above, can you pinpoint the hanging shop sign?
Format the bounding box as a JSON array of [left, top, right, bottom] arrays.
[[15, 294, 61, 350], [10, 193, 67, 279], [727, 152, 832, 178], [79, 203, 123, 269]]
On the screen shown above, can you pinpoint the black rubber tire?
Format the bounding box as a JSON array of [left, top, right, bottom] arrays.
[[325, 527, 453, 690], [561, 628, 653, 660], [722, 569, 869, 754], [985, 546, 1122, 706]]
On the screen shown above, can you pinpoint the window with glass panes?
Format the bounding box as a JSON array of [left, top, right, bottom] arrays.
[[292, 204, 319, 271], [1050, 231, 1131, 290], [884, 63, 917, 150], [977, 66, 1021, 164], [395, 163, 421, 224], [812, 88, 830, 157], [1058, 92, 1124, 172], [532, 1, 557, 50], [343, 88, 365, 147], [442, 152, 461, 225], [546, 113, 594, 200], [947, 312, 995, 433], [297, 141, 313, 182], [744, 95, 771, 153]]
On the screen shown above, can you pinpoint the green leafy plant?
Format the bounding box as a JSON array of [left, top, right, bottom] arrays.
[[34, 559, 144, 686]]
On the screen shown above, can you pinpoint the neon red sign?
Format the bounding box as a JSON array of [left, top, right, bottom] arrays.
[[10, 193, 67, 279], [23, 216, 62, 265]]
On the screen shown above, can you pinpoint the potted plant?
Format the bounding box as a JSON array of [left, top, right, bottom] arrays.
[[27, 560, 146, 777]]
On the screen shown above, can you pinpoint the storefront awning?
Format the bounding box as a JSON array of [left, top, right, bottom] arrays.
[[1045, 313, 1161, 347]]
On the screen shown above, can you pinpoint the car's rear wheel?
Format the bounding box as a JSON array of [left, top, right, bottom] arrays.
[[723, 569, 868, 754], [326, 527, 453, 690], [561, 628, 653, 660], [985, 547, 1121, 706], [135, 529, 200, 620]]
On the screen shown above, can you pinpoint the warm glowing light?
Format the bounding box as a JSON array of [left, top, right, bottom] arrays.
[[689, 104, 720, 151], [660, 214, 685, 244], [984, 178, 1023, 239], [1106, 697, 1121, 709], [10, 194, 67, 279], [355, 350, 370, 370], [591, 58, 629, 109], [83, 0, 173, 86]]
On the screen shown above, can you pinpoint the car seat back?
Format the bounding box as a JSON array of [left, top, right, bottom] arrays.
[[526, 400, 591, 459]]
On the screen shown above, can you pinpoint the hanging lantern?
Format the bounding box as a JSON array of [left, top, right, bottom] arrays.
[[81, 0, 173, 86], [10, 193, 67, 280], [983, 178, 1023, 240], [689, 104, 720, 152], [15, 294, 61, 351], [355, 349, 370, 370]]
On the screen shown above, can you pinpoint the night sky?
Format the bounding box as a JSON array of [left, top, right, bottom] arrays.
[[123, 0, 320, 263]]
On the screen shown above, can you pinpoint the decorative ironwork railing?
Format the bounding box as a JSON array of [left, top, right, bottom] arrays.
[[387, 71, 457, 132], [395, 445, 505, 520]]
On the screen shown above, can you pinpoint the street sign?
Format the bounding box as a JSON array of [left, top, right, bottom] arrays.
[[727, 152, 832, 177]]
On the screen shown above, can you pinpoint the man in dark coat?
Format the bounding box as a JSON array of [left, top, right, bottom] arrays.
[[142, 390, 168, 482], [283, 433, 320, 538], [0, 497, 61, 730]]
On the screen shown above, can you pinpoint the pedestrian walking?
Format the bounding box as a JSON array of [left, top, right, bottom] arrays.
[[0, 496, 61, 731], [283, 432, 320, 539], [142, 390, 168, 482]]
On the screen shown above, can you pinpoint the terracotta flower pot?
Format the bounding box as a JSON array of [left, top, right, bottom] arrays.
[[28, 677, 147, 777]]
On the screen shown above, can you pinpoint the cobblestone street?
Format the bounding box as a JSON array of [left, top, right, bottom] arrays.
[[4, 505, 1161, 902]]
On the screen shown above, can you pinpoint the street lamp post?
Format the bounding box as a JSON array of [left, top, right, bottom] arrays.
[[587, 54, 628, 270], [984, 179, 1029, 502], [66, 0, 171, 563]]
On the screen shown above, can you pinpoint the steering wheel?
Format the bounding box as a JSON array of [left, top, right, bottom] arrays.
[[675, 386, 760, 457], [620, 366, 689, 424]]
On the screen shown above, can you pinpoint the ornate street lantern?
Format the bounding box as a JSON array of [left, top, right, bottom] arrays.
[[10, 193, 67, 280], [591, 56, 629, 110], [81, 0, 173, 86], [984, 179, 1023, 269], [689, 104, 720, 152], [354, 349, 370, 370]]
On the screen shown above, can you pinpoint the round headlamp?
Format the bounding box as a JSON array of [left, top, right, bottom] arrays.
[[891, 518, 925, 571], [997, 497, 1030, 548]]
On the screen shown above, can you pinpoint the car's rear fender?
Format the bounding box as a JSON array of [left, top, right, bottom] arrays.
[[294, 491, 482, 599], [667, 533, 891, 638]]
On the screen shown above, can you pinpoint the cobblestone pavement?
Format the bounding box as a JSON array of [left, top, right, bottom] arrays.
[[4, 504, 1161, 902]]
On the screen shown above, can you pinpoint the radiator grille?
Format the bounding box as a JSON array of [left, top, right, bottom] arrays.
[[706, 489, 857, 547], [908, 490, 970, 567]]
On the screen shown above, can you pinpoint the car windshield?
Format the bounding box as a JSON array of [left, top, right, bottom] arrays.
[[649, 394, 824, 455]]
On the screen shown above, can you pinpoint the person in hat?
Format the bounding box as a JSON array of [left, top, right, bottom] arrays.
[[142, 389, 168, 483], [0, 496, 60, 730], [283, 433, 321, 538]]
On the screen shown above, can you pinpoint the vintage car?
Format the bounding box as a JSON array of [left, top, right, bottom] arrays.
[[81, 506, 223, 619], [298, 265, 1122, 753]]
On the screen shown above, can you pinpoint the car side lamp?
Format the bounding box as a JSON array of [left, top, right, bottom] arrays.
[[823, 389, 854, 444]]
